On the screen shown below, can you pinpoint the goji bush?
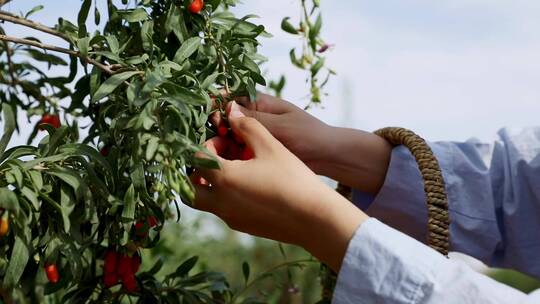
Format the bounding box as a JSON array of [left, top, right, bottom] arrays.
[[0, 0, 331, 303]]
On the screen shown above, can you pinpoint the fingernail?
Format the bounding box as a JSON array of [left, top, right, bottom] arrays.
[[229, 101, 245, 119]]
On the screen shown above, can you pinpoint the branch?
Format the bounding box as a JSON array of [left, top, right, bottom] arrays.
[[0, 34, 114, 74], [0, 10, 71, 42], [0, 0, 12, 8]]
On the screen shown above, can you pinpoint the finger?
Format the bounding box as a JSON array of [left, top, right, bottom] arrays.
[[225, 101, 277, 127], [209, 110, 224, 128], [235, 92, 295, 114], [227, 101, 276, 153]]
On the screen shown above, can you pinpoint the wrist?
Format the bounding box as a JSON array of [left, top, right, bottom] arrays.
[[299, 188, 368, 271], [316, 126, 392, 194]]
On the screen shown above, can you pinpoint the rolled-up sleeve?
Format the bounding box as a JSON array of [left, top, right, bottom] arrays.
[[338, 127, 540, 302], [351, 127, 540, 278], [333, 218, 535, 303]]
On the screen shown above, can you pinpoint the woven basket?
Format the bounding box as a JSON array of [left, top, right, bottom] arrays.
[[320, 127, 451, 302]]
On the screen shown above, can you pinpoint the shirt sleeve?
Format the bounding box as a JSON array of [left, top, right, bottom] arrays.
[[351, 127, 540, 279], [333, 218, 538, 304]]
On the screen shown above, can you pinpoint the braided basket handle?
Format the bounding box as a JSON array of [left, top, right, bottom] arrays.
[[373, 127, 450, 254], [339, 127, 451, 254], [321, 127, 451, 302]]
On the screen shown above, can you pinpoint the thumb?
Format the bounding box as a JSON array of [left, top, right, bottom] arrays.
[[228, 101, 275, 153]]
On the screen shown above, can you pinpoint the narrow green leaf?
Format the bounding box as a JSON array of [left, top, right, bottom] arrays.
[[173, 37, 201, 64], [77, 0, 92, 37], [46, 167, 89, 201], [145, 137, 159, 161], [3, 236, 29, 290], [118, 8, 149, 23], [281, 17, 298, 35], [0, 188, 19, 215], [21, 187, 40, 210], [201, 72, 220, 89], [175, 256, 198, 277], [0, 103, 16, 156], [92, 71, 141, 102], [25, 5, 44, 18], [122, 184, 136, 221], [242, 261, 250, 284]]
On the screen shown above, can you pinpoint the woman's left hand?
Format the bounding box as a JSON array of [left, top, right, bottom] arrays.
[[192, 101, 368, 271]]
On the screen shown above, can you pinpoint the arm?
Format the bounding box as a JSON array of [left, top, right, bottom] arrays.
[[360, 128, 540, 279], [193, 101, 368, 271], [333, 217, 539, 304], [199, 102, 540, 302]]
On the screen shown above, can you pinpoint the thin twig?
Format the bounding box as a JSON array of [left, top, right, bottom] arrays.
[[0, 10, 71, 42], [0, 34, 114, 74]]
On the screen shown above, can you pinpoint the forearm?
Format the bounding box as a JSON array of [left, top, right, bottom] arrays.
[[298, 188, 368, 272], [316, 126, 392, 194]]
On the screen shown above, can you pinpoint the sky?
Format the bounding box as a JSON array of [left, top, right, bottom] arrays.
[[1, 0, 540, 143]]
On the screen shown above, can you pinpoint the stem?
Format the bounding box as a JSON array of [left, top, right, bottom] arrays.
[[0, 34, 114, 74], [0, 10, 71, 42], [229, 258, 317, 304]]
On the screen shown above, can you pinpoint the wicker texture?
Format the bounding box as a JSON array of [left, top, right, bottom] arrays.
[[373, 127, 450, 255], [320, 127, 450, 302]]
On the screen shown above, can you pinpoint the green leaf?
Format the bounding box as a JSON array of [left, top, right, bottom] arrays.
[[3, 236, 30, 290], [0, 103, 16, 157], [175, 256, 198, 277], [25, 5, 44, 18], [242, 55, 261, 75], [118, 8, 149, 23], [173, 37, 201, 64], [21, 187, 40, 210], [191, 155, 220, 170], [311, 58, 325, 76], [281, 17, 298, 35], [76, 37, 90, 59], [105, 35, 119, 53], [122, 185, 136, 221], [161, 82, 209, 106], [201, 72, 220, 89], [91, 71, 141, 102], [28, 170, 43, 191], [141, 20, 154, 52], [60, 185, 75, 233], [78, 0, 92, 37], [58, 143, 113, 174], [46, 167, 90, 201], [94, 6, 101, 25], [25, 49, 68, 67], [0, 188, 19, 215], [145, 137, 159, 161], [242, 261, 250, 284]]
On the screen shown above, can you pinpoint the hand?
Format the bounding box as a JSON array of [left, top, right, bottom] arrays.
[[210, 93, 333, 173], [194, 101, 368, 271], [211, 93, 393, 194]]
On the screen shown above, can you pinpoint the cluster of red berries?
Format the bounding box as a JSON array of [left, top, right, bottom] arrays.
[[103, 250, 141, 292], [134, 216, 158, 239], [101, 217, 157, 291]]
